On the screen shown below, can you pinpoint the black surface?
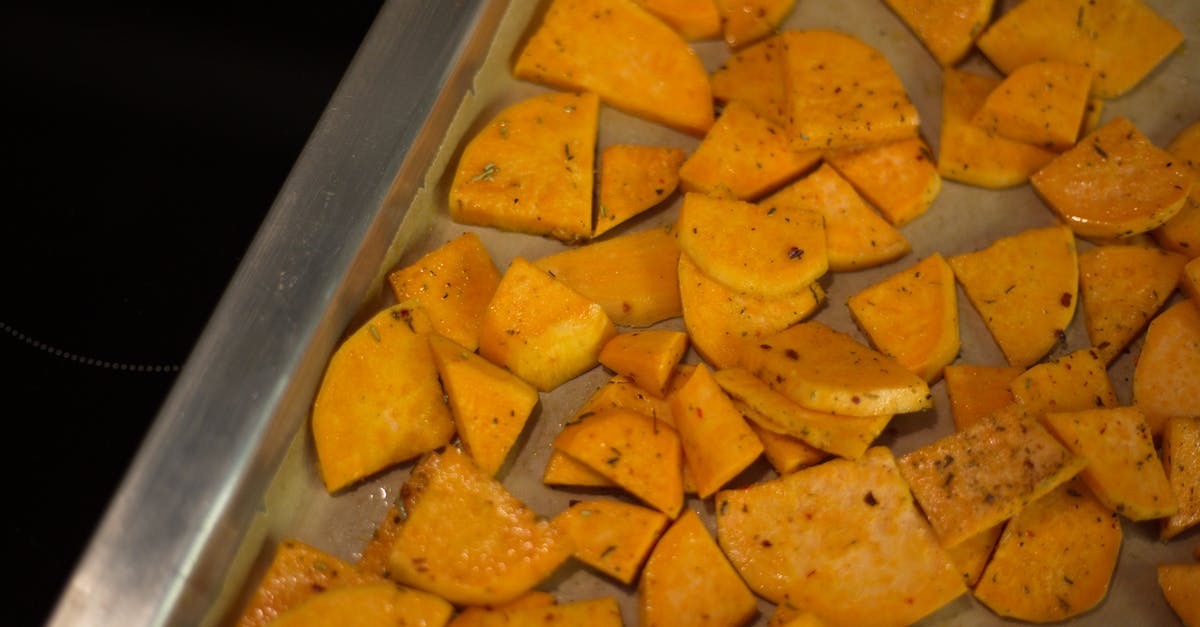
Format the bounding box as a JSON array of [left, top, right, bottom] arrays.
[[1, 3, 384, 624]]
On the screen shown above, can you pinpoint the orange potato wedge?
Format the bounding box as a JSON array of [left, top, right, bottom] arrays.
[[1154, 120, 1200, 258], [236, 539, 379, 627], [669, 364, 764, 498], [595, 145, 686, 237], [942, 364, 1022, 430], [635, 0, 722, 40], [266, 582, 453, 627], [715, 0, 796, 50], [552, 498, 670, 584], [454, 597, 624, 627], [710, 33, 788, 124], [823, 136, 942, 227], [1157, 563, 1200, 627], [946, 524, 1005, 589], [744, 417, 830, 475], [1183, 257, 1200, 304], [972, 60, 1091, 151], [358, 502, 405, 580], [1009, 347, 1118, 416], [445, 591, 557, 627], [1132, 299, 1200, 437], [882, 0, 994, 67], [1078, 244, 1187, 363], [598, 329, 689, 398], [1160, 416, 1200, 541]]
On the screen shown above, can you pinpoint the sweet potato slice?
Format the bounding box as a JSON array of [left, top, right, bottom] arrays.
[[448, 91, 597, 241], [598, 330, 689, 398], [716, 447, 966, 623], [1009, 348, 1118, 415], [678, 100, 821, 201], [1184, 257, 1200, 304], [236, 539, 379, 627], [897, 404, 1087, 547], [715, 0, 795, 50], [552, 498, 670, 584], [428, 334, 540, 476], [762, 163, 911, 271], [767, 606, 831, 627], [937, 68, 1057, 189], [1043, 406, 1176, 520], [946, 524, 1005, 588], [973, 478, 1122, 623], [639, 509, 760, 627], [1157, 563, 1200, 627], [1154, 120, 1200, 258], [710, 33, 788, 124], [823, 136, 941, 227], [446, 591, 556, 627], [669, 364, 764, 497], [513, 0, 713, 135], [976, 0, 1183, 99], [744, 417, 829, 475], [971, 61, 1091, 152], [388, 447, 572, 606], [947, 224, 1079, 369], [778, 30, 920, 151], [848, 253, 960, 383], [943, 364, 1022, 430], [534, 226, 682, 328], [1078, 244, 1187, 363], [882, 0, 994, 67], [1132, 300, 1200, 437], [738, 320, 933, 416], [636, 0, 722, 40], [675, 192, 828, 298], [266, 582, 453, 627], [595, 144, 686, 237], [1161, 416, 1200, 541], [311, 305, 456, 493], [453, 597, 624, 627]]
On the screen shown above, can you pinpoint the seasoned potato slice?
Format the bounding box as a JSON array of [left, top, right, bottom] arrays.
[[1009, 348, 1118, 415], [744, 417, 829, 475], [1157, 563, 1200, 627], [267, 582, 453, 627], [1155, 120, 1200, 258], [454, 597, 624, 627], [946, 524, 1004, 588], [1078, 244, 1187, 363], [943, 364, 1021, 430], [1132, 300, 1200, 437], [1161, 417, 1200, 541], [710, 33, 788, 124], [1184, 257, 1200, 304], [947, 224, 1078, 369], [971, 60, 1092, 151], [670, 364, 764, 498], [237, 539, 379, 627], [635, 0, 722, 40], [715, 0, 795, 50], [552, 498, 670, 584], [823, 136, 941, 227], [882, 0, 994, 67], [448, 91, 597, 241], [716, 447, 965, 623], [514, 0, 713, 135], [973, 479, 1122, 623], [595, 145, 686, 237], [388, 447, 572, 606], [446, 591, 556, 627], [598, 330, 689, 398]]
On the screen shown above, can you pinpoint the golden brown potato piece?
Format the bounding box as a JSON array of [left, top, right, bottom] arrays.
[[669, 364, 764, 498], [1009, 347, 1118, 415], [445, 591, 556, 627], [595, 144, 686, 237], [1155, 120, 1200, 258], [268, 583, 452, 627], [1078, 244, 1187, 363], [882, 0, 994, 67], [823, 136, 942, 227], [971, 60, 1092, 151], [598, 329, 689, 398], [552, 498, 670, 584], [1157, 563, 1200, 627], [715, 0, 795, 50], [1184, 257, 1200, 304], [942, 364, 1022, 430], [744, 417, 829, 475], [1132, 300, 1200, 437], [635, 0, 722, 40], [1160, 417, 1200, 541], [946, 524, 1004, 588], [237, 539, 379, 627], [710, 33, 788, 124]]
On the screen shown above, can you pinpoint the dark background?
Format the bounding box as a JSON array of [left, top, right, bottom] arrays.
[[2, 2, 385, 623]]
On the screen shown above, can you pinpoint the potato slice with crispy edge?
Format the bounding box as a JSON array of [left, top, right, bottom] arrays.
[[513, 0, 714, 136], [947, 224, 1079, 369], [1132, 299, 1200, 438], [710, 33, 788, 125], [882, 0, 994, 67], [943, 364, 1022, 430], [715, 0, 796, 50], [635, 0, 722, 41], [971, 61, 1092, 151], [358, 503, 405, 580], [598, 329, 689, 398], [1079, 244, 1187, 363], [387, 447, 572, 606], [1155, 120, 1200, 258], [448, 91, 597, 242], [1157, 563, 1200, 627], [716, 447, 966, 623], [1009, 347, 1119, 415], [445, 591, 556, 627], [973, 478, 1122, 623], [236, 539, 380, 627], [639, 509, 760, 627], [552, 498, 670, 584], [848, 253, 960, 383], [1161, 416, 1200, 541], [266, 582, 453, 627], [823, 136, 941, 227], [595, 145, 686, 237], [669, 364, 764, 498]]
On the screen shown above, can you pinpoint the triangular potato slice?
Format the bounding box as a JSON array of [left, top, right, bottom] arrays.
[[237, 539, 379, 627], [388, 447, 572, 606], [947, 224, 1079, 369], [942, 364, 1021, 430], [823, 136, 941, 227], [1132, 300, 1200, 437], [971, 60, 1092, 151], [1160, 417, 1200, 541], [946, 524, 1005, 589], [1154, 120, 1200, 258], [715, 0, 795, 49], [710, 33, 788, 124], [513, 0, 713, 135], [598, 329, 689, 398], [1078, 244, 1187, 363], [744, 417, 829, 475], [669, 364, 764, 498], [716, 447, 966, 623], [428, 334, 540, 476], [882, 0, 994, 67], [552, 498, 670, 584], [266, 582, 453, 627], [1157, 563, 1200, 626], [762, 163, 911, 271], [1009, 348, 1118, 415], [448, 91, 598, 241], [847, 253, 960, 383], [635, 0, 722, 41], [595, 145, 686, 237], [1031, 116, 1194, 240]]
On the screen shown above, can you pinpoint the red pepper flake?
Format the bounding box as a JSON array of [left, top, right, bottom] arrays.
[[851, 395, 861, 404], [788, 247, 804, 260], [1060, 292, 1072, 307]]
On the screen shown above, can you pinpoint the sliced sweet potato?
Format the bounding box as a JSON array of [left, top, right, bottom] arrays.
[[1155, 120, 1200, 258], [710, 33, 788, 124], [744, 417, 830, 475], [358, 503, 404, 580], [847, 253, 960, 383], [1078, 244, 1187, 363], [311, 305, 456, 493], [946, 524, 1004, 588], [971, 60, 1092, 151], [595, 144, 686, 237], [942, 364, 1022, 430], [669, 364, 764, 497], [236, 539, 379, 627], [453, 597, 624, 627], [1132, 299, 1200, 437], [767, 606, 831, 627], [715, 0, 795, 50], [1184, 257, 1200, 304], [882, 0, 994, 67], [636, 0, 722, 40], [762, 163, 911, 271], [388, 447, 572, 606], [541, 451, 615, 488], [514, 0, 713, 135], [446, 591, 556, 627], [947, 224, 1079, 369], [972, 478, 1122, 623], [716, 447, 966, 622], [639, 509, 760, 627], [1157, 563, 1200, 627], [598, 329, 689, 398], [552, 498, 670, 584], [266, 582, 454, 627], [823, 136, 941, 227], [738, 320, 933, 416], [1161, 417, 1200, 541], [1009, 348, 1118, 415], [448, 91, 598, 241]]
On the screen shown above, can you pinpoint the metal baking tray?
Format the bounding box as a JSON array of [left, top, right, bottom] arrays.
[[48, 0, 1199, 625]]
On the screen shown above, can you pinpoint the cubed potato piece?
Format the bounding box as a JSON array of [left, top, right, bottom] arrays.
[[595, 145, 686, 237], [446, 591, 556, 627], [943, 364, 1022, 430], [947, 224, 1079, 369], [670, 364, 764, 497], [763, 163, 911, 271], [946, 524, 1004, 588], [479, 257, 617, 392], [1132, 300, 1200, 437], [823, 137, 942, 227], [882, 0, 994, 67], [897, 404, 1087, 547], [678, 251, 824, 369], [710, 33, 788, 124], [598, 330, 689, 398], [513, 0, 713, 135], [311, 305, 456, 493], [744, 417, 830, 475], [937, 68, 1057, 188], [635, 0, 722, 40], [1043, 406, 1176, 520], [715, 0, 795, 50], [971, 61, 1092, 151], [1161, 417, 1200, 541], [552, 408, 685, 517], [448, 91, 597, 241], [679, 101, 821, 201], [738, 320, 933, 416], [1032, 116, 1194, 240], [639, 509, 760, 627], [1158, 563, 1200, 626], [1155, 120, 1200, 258], [236, 539, 379, 627], [1079, 244, 1187, 363], [552, 498, 670, 584], [976, 0, 1183, 99], [534, 226, 682, 328], [973, 479, 1122, 623], [716, 447, 966, 623], [388, 447, 572, 606], [1010, 348, 1118, 415], [387, 232, 501, 351], [779, 30, 920, 151], [428, 334, 540, 476], [675, 192, 828, 298], [848, 253, 960, 383], [266, 582, 453, 627]]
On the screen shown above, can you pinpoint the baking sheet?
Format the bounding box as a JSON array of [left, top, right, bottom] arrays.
[[211, 0, 1199, 625]]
